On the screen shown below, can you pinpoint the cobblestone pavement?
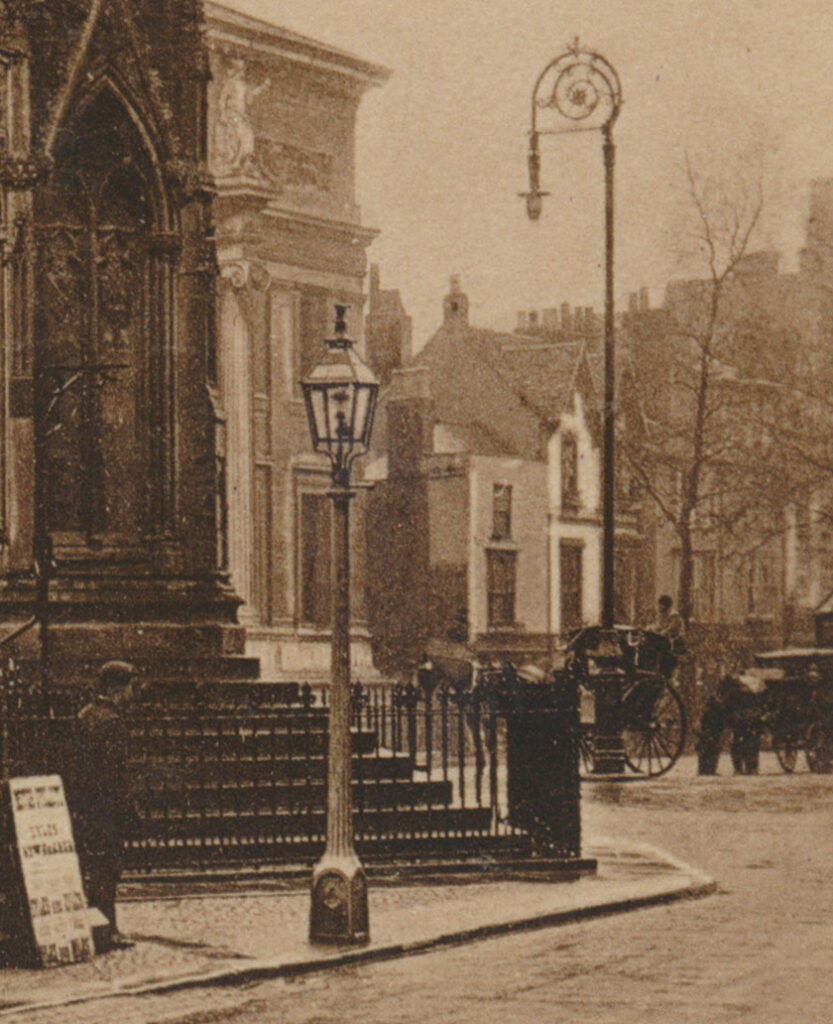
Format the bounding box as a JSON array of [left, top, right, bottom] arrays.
[[9, 752, 833, 1024]]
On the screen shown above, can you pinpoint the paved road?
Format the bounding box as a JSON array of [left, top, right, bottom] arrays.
[[18, 753, 833, 1024]]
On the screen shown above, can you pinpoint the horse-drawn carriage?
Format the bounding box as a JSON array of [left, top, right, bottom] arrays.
[[423, 623, 688, 782], [712, 594, 833, 774], [564, 625, 687, 778], [753, 647, 833, 774]]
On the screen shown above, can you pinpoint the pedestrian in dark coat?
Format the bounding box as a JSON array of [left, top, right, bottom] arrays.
[[72, 660, 138, 952], [727, 674, 764, 775], [696, 672, 764, 776], [696, 682, 727, 775]]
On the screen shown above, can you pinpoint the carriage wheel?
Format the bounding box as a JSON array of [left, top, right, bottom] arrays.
[[805, 723, 833, 774], [772, 731, 800, 773], [622, 682, 686, 777]]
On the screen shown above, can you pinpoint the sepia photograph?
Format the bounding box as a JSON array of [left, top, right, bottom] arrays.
[[0, 1, 831, 1021]]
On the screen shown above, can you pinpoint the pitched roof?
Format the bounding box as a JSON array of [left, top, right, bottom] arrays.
[[408, 318, 592, 460], [499, 341, 587, 417]]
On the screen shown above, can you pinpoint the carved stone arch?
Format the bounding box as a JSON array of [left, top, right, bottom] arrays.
[[62, 72, 173, 232], [33, 82, 177, 551]]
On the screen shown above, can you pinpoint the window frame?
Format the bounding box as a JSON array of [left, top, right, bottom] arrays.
[[486, 547, 517, 629]]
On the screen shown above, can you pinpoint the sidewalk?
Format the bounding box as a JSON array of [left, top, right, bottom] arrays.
[[0, 838, 715, 1018]]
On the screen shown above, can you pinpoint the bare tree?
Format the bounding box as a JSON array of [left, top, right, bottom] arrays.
[[622, 152, 801, 626]]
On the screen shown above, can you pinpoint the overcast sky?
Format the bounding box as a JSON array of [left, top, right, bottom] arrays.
[[225, 0, 833, 347]]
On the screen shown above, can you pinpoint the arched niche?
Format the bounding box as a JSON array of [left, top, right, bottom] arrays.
[[34, 86, 174, 552]]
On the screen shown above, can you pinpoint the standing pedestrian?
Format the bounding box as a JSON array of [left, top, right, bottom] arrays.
[[71, 660, 139, 952], [728, 672, 765, 775]]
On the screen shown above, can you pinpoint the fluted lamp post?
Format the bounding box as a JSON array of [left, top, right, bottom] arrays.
[[302, 304, 378, 944], [522, 40, 625, 773]]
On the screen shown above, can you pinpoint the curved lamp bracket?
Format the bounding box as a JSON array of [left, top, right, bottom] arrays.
[[531, 41, 622, 137]]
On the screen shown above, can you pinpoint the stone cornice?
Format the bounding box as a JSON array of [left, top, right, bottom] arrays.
[[204, 3, 391, 92], [260, 205, 379, 246]]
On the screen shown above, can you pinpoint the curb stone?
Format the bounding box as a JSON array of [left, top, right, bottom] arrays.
[[0, 850, 716, 1018]]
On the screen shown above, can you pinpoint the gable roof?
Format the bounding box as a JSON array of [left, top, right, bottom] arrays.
[[408, 317, 595, 460]]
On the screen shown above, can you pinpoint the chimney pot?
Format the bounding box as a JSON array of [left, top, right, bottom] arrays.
[[560, 302, 572, 335]]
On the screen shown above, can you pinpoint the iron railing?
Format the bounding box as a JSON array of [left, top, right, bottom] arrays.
[[0, 663, 581, 870]]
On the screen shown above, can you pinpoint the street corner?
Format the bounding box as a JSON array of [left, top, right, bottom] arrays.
[[0, 929, 247, 1019], [586, 834, 717, 898]]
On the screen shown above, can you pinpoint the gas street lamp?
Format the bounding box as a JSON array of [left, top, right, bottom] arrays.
[[302, 304, 378, 944], [522, 39, 624, 772]]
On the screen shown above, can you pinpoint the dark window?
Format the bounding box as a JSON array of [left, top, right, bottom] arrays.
[[560, 542, 583, 632], [746, 549, 777, 618], [299, 492, 331, 627], [487, 549, 516, 628], [492, 483, 512, 539], [561, 434, 579, 510]]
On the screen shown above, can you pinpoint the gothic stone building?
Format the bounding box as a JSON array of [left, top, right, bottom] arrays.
[[0, 0, 255, 685]]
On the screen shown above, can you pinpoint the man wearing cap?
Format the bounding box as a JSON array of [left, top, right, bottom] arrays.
[[72, 660, 139, 951]]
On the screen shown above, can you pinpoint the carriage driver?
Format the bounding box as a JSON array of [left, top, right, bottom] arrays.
[[651, 595, 685, 649]]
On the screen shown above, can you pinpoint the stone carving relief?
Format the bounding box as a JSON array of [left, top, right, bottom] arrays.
[[214, 57, 270, 175], [213, 55, 333, 194], [254, 138, 332, 193], [222, 262, 248, 289]]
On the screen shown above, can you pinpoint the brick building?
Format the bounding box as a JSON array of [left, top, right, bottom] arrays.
[[621, 179, 833, 646], [366, 278, 649, 674]]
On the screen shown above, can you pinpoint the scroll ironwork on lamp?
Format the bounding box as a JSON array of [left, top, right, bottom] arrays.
[[521, 41, 624, 773]]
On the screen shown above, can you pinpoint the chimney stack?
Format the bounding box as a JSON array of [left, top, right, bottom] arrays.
[[560, 302, 572, 336], [443, 275, 469, 326]]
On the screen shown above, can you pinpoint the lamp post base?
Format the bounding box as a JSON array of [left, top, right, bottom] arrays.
[[309, 852, 369, 945]]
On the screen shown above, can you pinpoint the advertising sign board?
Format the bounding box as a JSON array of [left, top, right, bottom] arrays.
[[3, 775, 92, 967]]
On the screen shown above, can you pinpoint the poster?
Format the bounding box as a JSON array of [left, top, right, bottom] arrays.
[[7, 775, 92, 968]]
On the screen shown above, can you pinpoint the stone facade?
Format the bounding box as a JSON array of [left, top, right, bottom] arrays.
[[205, 4, 389, 680], [0, 0, 252, 685]]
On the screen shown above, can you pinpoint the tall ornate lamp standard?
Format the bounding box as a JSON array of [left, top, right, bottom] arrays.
[[521, 40, 625, 772], [302, 305, 379, 944]]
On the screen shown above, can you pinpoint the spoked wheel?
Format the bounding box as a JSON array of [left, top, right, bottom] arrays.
[[772, 729, 802, 773], [622, 681, 686, 777], [805, 723, 833, 774]]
